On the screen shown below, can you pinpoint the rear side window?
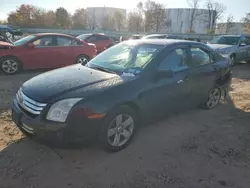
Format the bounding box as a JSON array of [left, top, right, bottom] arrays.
[[57, 36, 79, 46], [190, 47, 211, 67], [158, 48, 188, 72], [96, 35, 109, 40]]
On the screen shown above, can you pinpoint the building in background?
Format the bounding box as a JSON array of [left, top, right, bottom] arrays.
[[162, 8, 216, 34], [216, 22, 245, 35], [86, 7, 126, 31]]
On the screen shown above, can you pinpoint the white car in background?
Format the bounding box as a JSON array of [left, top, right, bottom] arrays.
[[207, 35, 250, 65]]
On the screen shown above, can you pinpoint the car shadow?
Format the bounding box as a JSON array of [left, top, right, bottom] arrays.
[[0, 65, 250, 187]]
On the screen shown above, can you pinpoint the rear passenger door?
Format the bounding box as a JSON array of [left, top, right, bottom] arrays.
[[187, 45, 219, 105]]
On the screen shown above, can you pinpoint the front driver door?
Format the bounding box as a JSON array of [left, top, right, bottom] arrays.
[[142, 46, 194, 118]]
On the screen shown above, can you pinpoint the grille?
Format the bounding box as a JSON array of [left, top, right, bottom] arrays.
[[16, 89, 47, 115]]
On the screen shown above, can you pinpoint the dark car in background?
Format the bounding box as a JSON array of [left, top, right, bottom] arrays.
[[0, 33, 97, 74], [12, 40, 232, 151], [142, 34, 182, 40], [77, 33, 114, 53]]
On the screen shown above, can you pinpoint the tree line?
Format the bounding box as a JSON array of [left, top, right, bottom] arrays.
[[1, 0, 250, 34]]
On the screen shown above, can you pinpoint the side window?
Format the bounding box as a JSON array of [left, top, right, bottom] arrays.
[[33, 36, 53, 47], [158, 48, 188, 72], [87, 35, 97, 42], [96, 35, 108, 41], [57, 36, 78, 46], [190, 47, 211, 67], [243, 36, 250, 45]]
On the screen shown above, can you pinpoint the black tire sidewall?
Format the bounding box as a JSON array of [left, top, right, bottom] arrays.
[[0, 57, 21, 75], [99, 106, 137, 152]]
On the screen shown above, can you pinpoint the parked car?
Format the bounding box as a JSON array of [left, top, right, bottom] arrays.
[[129, 35, 144, 40], [142, 34, 182, 40], [0, 33, 97, 74], [12, 40, 232, 151], [207, 34, 250, 65], [77, 33, 114, 53]]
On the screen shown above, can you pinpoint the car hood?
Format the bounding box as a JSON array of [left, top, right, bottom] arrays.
[[21, 64, 132, 103], [207, 43, 234, 50]]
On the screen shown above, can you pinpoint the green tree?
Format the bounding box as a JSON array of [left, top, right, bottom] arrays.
[[72, 8, 88, 29], [55, 7, 70, 28]]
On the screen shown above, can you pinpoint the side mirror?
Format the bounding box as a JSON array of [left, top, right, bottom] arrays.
[[239, 42, 246, 46], [27, 43, 35, 48], [157, 69, 174, 78]]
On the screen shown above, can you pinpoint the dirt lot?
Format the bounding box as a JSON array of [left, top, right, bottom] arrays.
[[0, 65, 250, 188]]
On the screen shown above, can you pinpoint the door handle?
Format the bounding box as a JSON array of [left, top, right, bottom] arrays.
[[177, 80, 183, 84]]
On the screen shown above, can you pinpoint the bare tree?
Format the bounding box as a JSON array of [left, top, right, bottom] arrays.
[[87, 9, 96, 31], [205, 0, 226, 34], [137, 0, 167, 32], [242, 13, 250, 34], [127, 11, 143, 32], [225, 15, 234, 34], [187, 0, 201, 33], [114, 11, 125, 31]]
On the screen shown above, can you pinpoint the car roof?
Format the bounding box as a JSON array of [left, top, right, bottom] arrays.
[[124, 39, 201, 46], [145, 34, 167, 37], [34, 33, 75, 38], [221, 35, 241, 37]]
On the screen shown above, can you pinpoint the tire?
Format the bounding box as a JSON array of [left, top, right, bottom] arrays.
[[230, 54, 236, 66], [0, 56, 22, 75], [99, 106, 137, 152], [203, 86, 221, 109], [76, 55, 89, 65]]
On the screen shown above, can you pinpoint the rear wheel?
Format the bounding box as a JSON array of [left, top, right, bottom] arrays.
[[0, 56, 22, 75], [230, 54, 236, 66], [99, 106, 137, 152], [76, 55, 89, 65], [204, 86, 221, 109]]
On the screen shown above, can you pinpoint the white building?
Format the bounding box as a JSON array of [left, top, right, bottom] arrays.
[[161, 8, 216, 34], [216, 22, 245, 34], [86, 7, 126, 31]]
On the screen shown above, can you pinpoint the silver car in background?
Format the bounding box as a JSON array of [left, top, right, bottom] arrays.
[[207, 35, 250, 65]]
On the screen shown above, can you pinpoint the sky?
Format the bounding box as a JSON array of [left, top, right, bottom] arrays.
[[0, 0, 249, 22]]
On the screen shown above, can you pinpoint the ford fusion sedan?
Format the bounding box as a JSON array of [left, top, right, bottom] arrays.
[[207, 34, 250, 65], [0, 33, 97, 74], [12, 39, 232, 151]]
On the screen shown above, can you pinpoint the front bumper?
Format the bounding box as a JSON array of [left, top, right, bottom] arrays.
[[11, 97, 100, 143]]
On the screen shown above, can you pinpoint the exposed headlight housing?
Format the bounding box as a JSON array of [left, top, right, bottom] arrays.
[[218, 48, 231, 54], [46, 98, 82, 122]]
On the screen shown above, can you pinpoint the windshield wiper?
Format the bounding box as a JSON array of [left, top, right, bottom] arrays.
[[91, 66, 117, 75]]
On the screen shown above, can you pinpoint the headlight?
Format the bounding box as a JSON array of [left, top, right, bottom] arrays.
[[218, 48, 231, 54], [46, 98, 82, 122]]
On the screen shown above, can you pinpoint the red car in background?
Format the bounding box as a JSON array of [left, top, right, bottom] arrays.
[[77, 33, 114, 53], [0, 33, 97, 74]]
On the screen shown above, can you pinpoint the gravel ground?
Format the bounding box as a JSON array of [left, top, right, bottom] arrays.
[[0, 64, 250, 188]]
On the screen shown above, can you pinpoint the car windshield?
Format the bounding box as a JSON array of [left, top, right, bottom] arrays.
[[87, 42, 163, 75], [210, 36, 240, 45], [77, 34, 91, 40], [14, 35, 36, 46]]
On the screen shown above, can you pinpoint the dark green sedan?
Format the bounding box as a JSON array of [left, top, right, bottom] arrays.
[[12, 39, 232, 151]]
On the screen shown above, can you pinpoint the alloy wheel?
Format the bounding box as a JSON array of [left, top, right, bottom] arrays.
[[2, 59, 18, 74], [107, 114, 134, 147], [77, 57, 88, 64], [206, 87, 221, 109]]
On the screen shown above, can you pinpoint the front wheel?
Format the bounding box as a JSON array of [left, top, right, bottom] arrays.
[[99, 106, 137, 152], [0, 56, 22, 75], [204, 86, 221, 109]]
